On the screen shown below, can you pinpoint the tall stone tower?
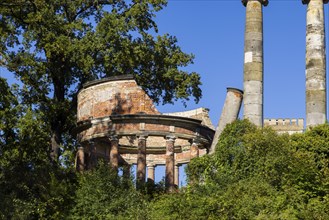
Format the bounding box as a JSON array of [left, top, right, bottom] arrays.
[[302, 0, 328, 128], [210, 88, 243, 154], [242, 0, 268, 126]]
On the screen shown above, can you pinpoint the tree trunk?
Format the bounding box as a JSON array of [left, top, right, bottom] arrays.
[[50, 128, 61, 161], [49, 69, 66, 162]]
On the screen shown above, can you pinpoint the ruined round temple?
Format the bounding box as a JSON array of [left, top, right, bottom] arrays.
[[75, 75, 215, 191]]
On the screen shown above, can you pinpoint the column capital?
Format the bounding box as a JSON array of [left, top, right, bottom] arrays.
[[137, 134, 148, 140], [88, 139, 95, 145], [77, 143, 84, 149], [147, 164, 156, 169], [108, 135, 119, 142], [165, 135, 176, 142], [189, 137, 201, 145], [242, 0, 268, 7], [302, 0, 328, 4]]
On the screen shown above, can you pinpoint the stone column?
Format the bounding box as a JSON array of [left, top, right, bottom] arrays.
[[210, 88, 243, 153], [165, 135, 176, 192], [190, 139, 200, 159], [303, 0, 328, 128], [123, 164, 131, 179], [174, 164, 180, 187], [109, 136, 119, 170], [242, 0, 268, 127], [147, 164, 155, 183], [122, 163, 131, 188], [136, 135, 147, 190], [88, 140, 97, 169], [76, 146, 85, 172]]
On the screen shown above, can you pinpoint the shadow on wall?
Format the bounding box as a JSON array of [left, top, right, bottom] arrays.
[[111, 92, 133, 115], [108, 91, 143, 144]]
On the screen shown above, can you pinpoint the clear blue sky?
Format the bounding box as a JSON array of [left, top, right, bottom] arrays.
[[1, 0, 329, 185]]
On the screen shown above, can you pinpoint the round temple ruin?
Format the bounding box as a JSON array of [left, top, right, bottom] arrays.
[[75, 75, 215, 191]]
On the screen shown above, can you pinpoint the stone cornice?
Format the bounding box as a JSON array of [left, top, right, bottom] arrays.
[[81, 74, 134, 89], [80, 131, 211, 146], [110, 114, 202, 125], [165, 135, 176, 142], [75, 114, 214, 136], [227, 87, 244, 95], [242, 0, 269, 7]]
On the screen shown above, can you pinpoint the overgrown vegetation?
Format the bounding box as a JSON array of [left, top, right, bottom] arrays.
[[162, 120, 329, 219], [1, 0, 329, 219], [2, 104, 329, 219]]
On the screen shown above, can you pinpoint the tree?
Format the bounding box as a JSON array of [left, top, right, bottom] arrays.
[[0, 77, 19, 149], [0, 0, 202, 162], [0, 77, 76, 219]]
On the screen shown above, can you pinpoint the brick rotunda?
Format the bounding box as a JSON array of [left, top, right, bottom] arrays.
[[75, 75, 215, 191]]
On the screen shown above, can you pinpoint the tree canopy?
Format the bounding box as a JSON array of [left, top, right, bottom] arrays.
[[0, 1, 202, 218], [0, 0, 202, 161]]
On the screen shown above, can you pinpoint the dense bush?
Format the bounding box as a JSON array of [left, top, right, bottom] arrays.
[[149, 120, 329, 219]]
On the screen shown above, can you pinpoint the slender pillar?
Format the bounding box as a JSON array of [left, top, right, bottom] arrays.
[[88, 140, 97, 169], [123, 164, 131, 179], [190, 139, 200, 159], [109, 136, 119, 170], [242, 0, 268, 127], [137, 135, 147, 189], [303, 0, 328, 128], [76, 146, 85, 172], [147, 164, 155, 183], [174, 164, 179, 187], [210, 88, 243, 153], [165, 135, 176, 192]]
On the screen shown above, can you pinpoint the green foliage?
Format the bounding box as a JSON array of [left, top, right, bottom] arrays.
[[149, 187, 223, 220], [69, 161, 148, 219], [187, 119, 257, 184], [157, 120, 329, 219], [0, 78, 76, 219], [0, 77, 19, 147]]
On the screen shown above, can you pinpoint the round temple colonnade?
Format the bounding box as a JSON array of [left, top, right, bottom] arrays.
[[75, 75, 215, 192]]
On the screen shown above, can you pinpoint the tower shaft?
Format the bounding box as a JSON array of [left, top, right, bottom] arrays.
[[304, 0, 328, 128], [210, 88, 243, 154], [243, 0, 268, 126]]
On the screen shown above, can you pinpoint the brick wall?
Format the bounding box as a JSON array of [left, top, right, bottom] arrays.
[[78, 78, 159, 121]]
